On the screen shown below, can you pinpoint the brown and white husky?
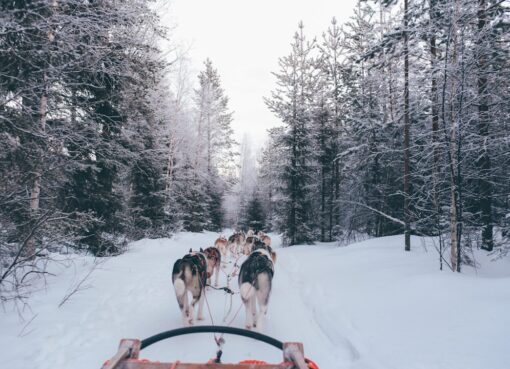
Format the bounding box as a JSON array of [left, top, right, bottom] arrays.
[[257, 231, 272, 247], [214, 235, 229, 258], [228, 231, 245, 257], [243, 232, 260, 255], [203, 246, 221, 287]]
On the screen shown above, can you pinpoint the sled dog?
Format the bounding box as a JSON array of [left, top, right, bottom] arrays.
[[228, 231, 245, 256], [172, 249, 208, 326], [203, 246, 221, 287], [238, 240, 277, 331], [257, 231, 272, 247], [214, 235, 229, 258], [243, 234, 259, 255]]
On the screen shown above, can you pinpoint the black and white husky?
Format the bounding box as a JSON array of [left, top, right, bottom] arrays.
[[172, 250, 208, 326], [238, 240, 277, 331]]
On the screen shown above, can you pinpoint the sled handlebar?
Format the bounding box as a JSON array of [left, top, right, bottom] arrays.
[[140, 325, 284, 350], [102, 326, 313, 369]]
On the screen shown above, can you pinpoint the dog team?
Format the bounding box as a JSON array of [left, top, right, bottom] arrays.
[[171, 230, 276, 331]]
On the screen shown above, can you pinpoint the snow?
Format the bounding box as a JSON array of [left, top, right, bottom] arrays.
[[1, 232, 509, 369]]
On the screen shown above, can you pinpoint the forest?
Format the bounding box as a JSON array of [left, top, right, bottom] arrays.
[[0, 0, 239, 301], [1, 0, 509, 305], [260, 0, 510, 272]]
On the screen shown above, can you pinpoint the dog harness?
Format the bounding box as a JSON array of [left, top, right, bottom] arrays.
[[252, 248, 275, 272], [183, 252, 208, 285]]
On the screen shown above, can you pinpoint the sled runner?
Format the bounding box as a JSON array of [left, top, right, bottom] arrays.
[[101, 325, 318, 369]]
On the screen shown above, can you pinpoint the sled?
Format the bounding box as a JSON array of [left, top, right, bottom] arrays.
[[101, 326, 318, 369]]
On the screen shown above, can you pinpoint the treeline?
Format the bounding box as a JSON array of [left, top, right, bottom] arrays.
[[0, 0, 236, 299], [261, 0, 509, 269]]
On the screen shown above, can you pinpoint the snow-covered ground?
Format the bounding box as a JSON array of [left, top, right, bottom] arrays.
[[1, 232, 509, 369]]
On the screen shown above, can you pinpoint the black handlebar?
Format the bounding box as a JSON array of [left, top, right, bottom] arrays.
[[140, 325, 284, 350]]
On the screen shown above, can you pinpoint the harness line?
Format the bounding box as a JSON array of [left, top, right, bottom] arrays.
[[200, 248, 238, 362], [199, 271, 226, 362], [214, 252, 244, 322], [199, 244, 255, 362]]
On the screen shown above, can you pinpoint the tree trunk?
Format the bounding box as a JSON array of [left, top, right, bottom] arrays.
[[329, 170, 334, 240], [321, 163, 326, 242], [430, 0, 440, 228], [403, 0, 411, 251], [448, 1, 465, 272], [166, 136, 176, 192], [449, 83, 459, 272], [429, 0, 443, 270], [477, 0, 493, 251], [207, 116, 212, 174], [26, 73, 48, 258], [450, 178, 458, 271]]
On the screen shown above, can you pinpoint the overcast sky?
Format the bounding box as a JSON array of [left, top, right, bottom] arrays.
[[164, 0, 358, 146]]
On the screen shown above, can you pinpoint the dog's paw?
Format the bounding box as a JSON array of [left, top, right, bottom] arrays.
[[245, 325, 252, 330], [197, 315, 204, 321]]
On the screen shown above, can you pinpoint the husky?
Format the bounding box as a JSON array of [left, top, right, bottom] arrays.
[[257, 231, 272, 247], [243, 234, 259, 255], [203, 246, 221, 287], [228, 231, 245, 257], [238, 240, 277, 331], [172, 249, 208, 326], [214, 235, 229, 258]]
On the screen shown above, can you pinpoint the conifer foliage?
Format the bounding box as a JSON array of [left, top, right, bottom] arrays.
[[174, 59, 237, 233], [0, 1, 237, 299], [263, 2, 510, 270], [265, 22, 318, 245]]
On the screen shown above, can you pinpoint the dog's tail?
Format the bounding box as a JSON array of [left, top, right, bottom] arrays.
[[173, 260, 192, 297], [240, 282, 255, 302]]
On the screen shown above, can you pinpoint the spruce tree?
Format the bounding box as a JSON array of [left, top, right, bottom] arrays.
[[192, 59, 237, 232], [265, 22, 318, 245], [245, 195, 266, 233]]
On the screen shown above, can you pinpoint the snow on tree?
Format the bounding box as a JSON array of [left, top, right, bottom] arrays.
[[265, 22, 319, 246], [263, 0, 510, 268]]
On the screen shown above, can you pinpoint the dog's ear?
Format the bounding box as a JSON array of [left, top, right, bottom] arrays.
[[200, 247, 204, 252], [189, 248, 192, 253]]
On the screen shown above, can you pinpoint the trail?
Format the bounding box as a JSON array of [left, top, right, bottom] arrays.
[[0, 232, 355, 368]]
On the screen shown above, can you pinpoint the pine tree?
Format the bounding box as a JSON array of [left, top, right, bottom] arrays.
[[195, 59, 237, 176], [245, 195, 266, 232], [174, 159, 211, 232], [265, 22, 318, 245], [129, 137, 167, 238], [192, 59, 237, 232], [231, 134, 258, 229], [258, 127, 286, 232]]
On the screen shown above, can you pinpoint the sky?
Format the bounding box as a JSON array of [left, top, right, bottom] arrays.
[[163, 0, 358, 146]]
